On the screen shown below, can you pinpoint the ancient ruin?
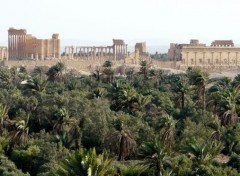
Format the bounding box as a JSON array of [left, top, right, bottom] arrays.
[[0, 47, 8, 60], [135, 42, 146, 55], [8, 28, 60, 60], [167, 39, 240, 71], [64, 39, 128, 61]]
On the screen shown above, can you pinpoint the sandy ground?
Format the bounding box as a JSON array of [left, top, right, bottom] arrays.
[[209, 70, 240, 79]]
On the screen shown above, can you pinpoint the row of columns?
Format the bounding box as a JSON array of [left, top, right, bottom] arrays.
[[64, 46, 115, 60], [184, 52, 240, 66], [113, 44, 128, 60], [8, 34, 26, 60]]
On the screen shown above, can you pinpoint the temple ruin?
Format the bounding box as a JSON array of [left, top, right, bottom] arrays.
[[8, 28, 60, 60], [167, 39, 240, 70]]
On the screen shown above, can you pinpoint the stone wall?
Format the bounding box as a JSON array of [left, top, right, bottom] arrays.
[[152, 60, 181, 69], [181, 47, 240, 71], [2, 58, 114, 72]]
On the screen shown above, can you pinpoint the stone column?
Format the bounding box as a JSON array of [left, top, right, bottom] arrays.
[[211, 52, 214, 65], [90, 48, 92, 60], [53, 39, 55, 58], [80, 48, 82, 58], [97, 48, 100, 60], [22, 35, 25, 59], [194, 52, 197, 66], [0, 48, 2, 60], [220, 52, 222, 66], [8, 35, 10, 59], [203, 52, 205, 68], [101, 48, 103, 60], [14, 35, 18, 60], [186, 52, 189, 66], [14, 35, 16, 59], [19, 35, 21, 59], [72, 47, 74, 59], [113, 45, 116, 61], [16, 35, 19, 59], [116, 45, 118, 60], [12, 35, 14, 59], [87, 48, 89, 60], [47, 40, 49, 58], [236, 52, 239, 66], [93, 48, 95, 60], [126, 44, 127, 56], [119, 45, 121, 58], [228, 52, 230, 66], [64, 47, 67, 59], [13, 35, 15, 60], [6, 48, 8, 60], [41, 40, 44, 60]]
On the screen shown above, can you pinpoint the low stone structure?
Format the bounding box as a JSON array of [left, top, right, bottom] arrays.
[[135, 42, 146, 55], [8, 28, 60, 60], [125, 42, 152, 65], [0, 47, 8, 60]]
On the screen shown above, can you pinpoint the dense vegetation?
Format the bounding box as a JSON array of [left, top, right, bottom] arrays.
[[1, 61, 240, 176]]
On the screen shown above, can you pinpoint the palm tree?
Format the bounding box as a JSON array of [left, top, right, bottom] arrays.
[[180, 138, 223, 167], [105, 117, 136, 161], [0, 104, 11, 136], [207, 117, 224, 141], [126, 68, 134, 83], [102, 60, 113, 68], [138, 137, 172, 176], [218, 85, 240, 126], [92, 88, 105, 99], [189, 69, 209, 111], [103, 67, 114, 83], [32, 66, 48, 81], [140, 60, 149, 80], [171, 75, 191, 109], [53, 108, 82, 149], [158, 115, 176, 148], [222, 125, 240, 155], [46, 62, 65, 82], [0, 68, 12, 89], [207, 77, 232, 113], [9, 117, 30, 146], [24, 77, 48, 94], [56, 148, 113, 176]]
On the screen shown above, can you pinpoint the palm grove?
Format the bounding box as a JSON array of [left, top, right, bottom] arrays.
[[1, 60, 240, 176]]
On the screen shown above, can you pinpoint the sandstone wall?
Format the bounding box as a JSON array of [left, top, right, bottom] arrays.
[[2, 58, 113, 72]]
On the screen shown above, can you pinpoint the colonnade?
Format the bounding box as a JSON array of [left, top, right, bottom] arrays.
[[64, 46, 118, 60], [8, 33, 26, 60], [182, 51, 240, 69], [113, 44, 128, 60]]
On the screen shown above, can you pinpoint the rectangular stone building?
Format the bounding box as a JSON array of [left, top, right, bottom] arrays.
[[168, 39, 240, 70], [8, 28, 60, 60]]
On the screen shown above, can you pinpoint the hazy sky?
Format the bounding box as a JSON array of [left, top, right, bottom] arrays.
[[0, 0, 240, 47]]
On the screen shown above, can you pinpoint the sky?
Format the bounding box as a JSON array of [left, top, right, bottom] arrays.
[[1, 0, 240, 52]]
